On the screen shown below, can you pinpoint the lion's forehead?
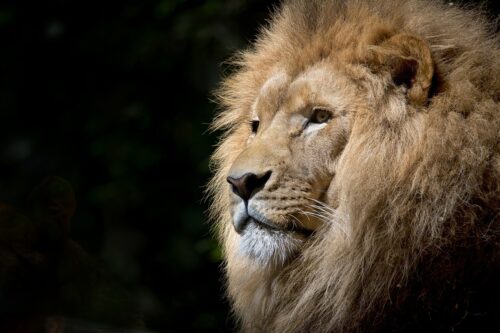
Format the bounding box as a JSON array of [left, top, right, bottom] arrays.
[[251, 70, 289, 120], [254, 64, 355, 119], [259, 70, 290, 96]]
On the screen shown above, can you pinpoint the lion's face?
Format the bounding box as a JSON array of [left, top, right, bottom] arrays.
[[223, 29, 437, 268], [226, 63, 360, 265]]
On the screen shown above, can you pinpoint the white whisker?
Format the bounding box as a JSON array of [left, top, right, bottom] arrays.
[[301, 199, 351, 240]]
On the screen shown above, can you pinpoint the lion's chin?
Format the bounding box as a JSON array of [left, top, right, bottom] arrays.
[[238, 222, 305, 267]]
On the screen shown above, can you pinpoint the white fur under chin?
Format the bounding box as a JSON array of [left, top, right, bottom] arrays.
[[238, 223, 305, 267]]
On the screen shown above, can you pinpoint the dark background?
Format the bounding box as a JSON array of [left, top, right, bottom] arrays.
[[0, 0, 496, 332]]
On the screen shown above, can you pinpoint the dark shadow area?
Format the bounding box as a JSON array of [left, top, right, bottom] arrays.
[[0, 0, 278, 331]]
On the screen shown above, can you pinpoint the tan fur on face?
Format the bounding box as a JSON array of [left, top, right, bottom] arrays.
[[208, 0, 500, 332]]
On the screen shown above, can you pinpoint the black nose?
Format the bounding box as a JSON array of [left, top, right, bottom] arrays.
[[227, 171, 271, 201]]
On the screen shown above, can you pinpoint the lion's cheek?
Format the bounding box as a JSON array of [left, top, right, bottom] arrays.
[[324, 177, 341, 211]]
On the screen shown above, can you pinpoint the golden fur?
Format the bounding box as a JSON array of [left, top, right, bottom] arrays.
[[208, 0, 499, 331]]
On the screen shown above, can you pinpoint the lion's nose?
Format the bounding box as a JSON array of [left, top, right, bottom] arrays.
[[226, 171, 271, 202]]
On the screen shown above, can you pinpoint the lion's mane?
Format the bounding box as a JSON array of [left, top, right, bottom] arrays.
[[209, 0, 499, 331]]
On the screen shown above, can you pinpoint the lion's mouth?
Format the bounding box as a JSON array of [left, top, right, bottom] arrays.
[[247, 216, 314, 238]]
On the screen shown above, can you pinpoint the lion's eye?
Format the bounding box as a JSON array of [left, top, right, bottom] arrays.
[[251, 119, 260, 133], [310, 108, 332, 124]]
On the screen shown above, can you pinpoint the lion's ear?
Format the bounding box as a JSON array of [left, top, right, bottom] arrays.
[[367, 34, 434, 105]]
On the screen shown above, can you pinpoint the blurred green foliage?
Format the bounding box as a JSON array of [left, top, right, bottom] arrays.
[[0, 0, 276, 331]]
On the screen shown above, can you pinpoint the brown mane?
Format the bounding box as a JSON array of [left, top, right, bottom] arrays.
[[208, 0, 500, 331]]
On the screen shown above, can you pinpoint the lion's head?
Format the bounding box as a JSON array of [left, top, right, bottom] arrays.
[[209, 0, 499, 331]]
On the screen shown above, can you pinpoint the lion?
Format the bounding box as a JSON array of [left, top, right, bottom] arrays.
[[208, 0, 500, 331]]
